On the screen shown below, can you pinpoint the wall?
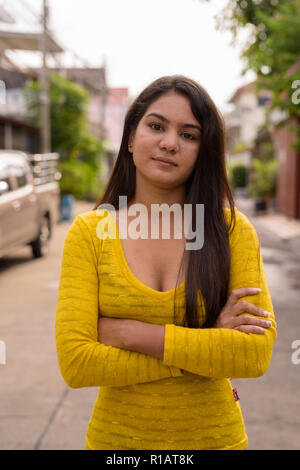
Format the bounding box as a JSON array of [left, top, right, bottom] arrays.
[[271, 119, 300, 219]]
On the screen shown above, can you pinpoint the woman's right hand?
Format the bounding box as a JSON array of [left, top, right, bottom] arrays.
[[213, 287, 272, 334]]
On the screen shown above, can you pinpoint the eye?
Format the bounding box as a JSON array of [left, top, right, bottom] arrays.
[[149, 123, 163, 131], [181, 132, 197, 141]]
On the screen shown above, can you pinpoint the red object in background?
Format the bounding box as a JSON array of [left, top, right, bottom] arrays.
[[232, 388, 240, 401]]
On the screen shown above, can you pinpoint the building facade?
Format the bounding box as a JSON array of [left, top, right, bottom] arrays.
[[225, 82, 272, 158], [269, 58, 300, 219], [0, 63, 39, 153], [103, 87, 129, 178]]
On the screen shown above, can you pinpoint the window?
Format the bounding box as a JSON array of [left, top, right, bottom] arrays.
[[258, 96, 271, 107], [0, 166, 13, 192], [9, 164, 28, 188]]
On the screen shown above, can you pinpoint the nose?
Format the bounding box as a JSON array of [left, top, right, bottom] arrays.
[[159, 130, 179, 153]]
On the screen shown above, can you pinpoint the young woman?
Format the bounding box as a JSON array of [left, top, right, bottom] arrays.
[[55, 75, 277, 450]]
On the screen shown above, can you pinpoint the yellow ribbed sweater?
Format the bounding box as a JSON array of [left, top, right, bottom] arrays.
[[55, 207, 277, 450]]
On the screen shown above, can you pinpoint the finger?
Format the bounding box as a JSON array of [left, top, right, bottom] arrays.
[[234, 315, 272, 329], [233, 324, 267, 335], [226, 287, 262, 308], [235, 301, 271, 318]]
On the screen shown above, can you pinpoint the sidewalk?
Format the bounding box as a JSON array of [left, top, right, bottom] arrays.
[[235, 196, 300, 260], [232, 196, 300, 449]]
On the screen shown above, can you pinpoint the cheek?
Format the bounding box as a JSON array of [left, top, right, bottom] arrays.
[[175, 149, 199, 181], [182, 144, 199, 168], [132, 134, 156, 163], [132, 144, 151, 166]]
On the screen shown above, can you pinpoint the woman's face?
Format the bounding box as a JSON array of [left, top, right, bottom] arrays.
[[128, 91, 201, 190]]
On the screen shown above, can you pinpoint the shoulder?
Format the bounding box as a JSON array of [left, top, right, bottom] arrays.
[[223, 207, 259, 246], [76, 209, 105, 228], [66, 210, 113, 258], [68, 210, 102, 236]]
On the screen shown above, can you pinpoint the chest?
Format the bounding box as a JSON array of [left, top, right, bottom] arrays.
[[116, 211, 187, 292], [119, 235, 187, 292]]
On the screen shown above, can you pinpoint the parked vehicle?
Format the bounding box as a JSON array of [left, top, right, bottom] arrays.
[[0, 150, 61, 259]]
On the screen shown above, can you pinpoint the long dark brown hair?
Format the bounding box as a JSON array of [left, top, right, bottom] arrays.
[[93, 75, 236, 328]]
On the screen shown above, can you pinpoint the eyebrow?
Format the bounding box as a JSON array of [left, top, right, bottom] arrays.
[[145, 112, 201, 132]]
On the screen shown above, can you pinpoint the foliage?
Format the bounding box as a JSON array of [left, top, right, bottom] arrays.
[[232, 141, 250, 154], [25, 73, 89, 157], [230, 162, 248, 188], [24, 73, 104, 199], [77, 132, 104, 169], [248, 158, 278, 198], [253, 138, 275, 162], [199, 0, 300, 148], [58, 158, 103, 200]]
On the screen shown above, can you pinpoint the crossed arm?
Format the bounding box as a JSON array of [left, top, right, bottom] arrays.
[[98, 316, 166, 360], [98, 286, 273, 361], [55, 214, 184, 388], [55, 211, 277, 388], [97, 210, 277, 378]]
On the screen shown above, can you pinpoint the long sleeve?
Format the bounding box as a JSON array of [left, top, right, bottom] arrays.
[[55, 213, 183, 389], [162, 210, 277, 379]]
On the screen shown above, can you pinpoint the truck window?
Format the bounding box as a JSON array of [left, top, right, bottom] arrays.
[[10, 164, 28, 188], [0, 166, 13, 191]]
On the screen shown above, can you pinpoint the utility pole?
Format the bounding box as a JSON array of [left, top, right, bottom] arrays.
[[40, 0, 51, 153]]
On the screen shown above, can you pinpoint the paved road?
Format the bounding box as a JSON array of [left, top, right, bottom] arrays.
[[0, 199, 299, 450], [0, 201, 97, 450], [233, 198, 300, 450]]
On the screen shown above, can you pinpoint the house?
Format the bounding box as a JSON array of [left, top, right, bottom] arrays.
[[225, 61, 300, 219], [269, 57, 300, 219], [224, 81, 272, 164], [103, 87, 129, 176], [0, 57, 39, 152], [0, 23, 64, 153]]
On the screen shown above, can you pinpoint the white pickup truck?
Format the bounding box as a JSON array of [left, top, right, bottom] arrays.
[[0, 150, 61, 258]]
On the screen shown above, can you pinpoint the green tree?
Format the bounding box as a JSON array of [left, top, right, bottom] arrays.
[[25, 73, 104, 199], [230, 162, 248, 188], [25, 73, 89, 157], [248, 158, 278, 198], [199, 0, 300, 148]]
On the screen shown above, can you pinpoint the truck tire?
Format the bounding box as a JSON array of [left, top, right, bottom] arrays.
[[30, 215, 51, 258]]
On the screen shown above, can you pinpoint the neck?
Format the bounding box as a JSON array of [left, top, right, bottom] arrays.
[[126, 182, 186, 239], [129, 180, 186, 214]]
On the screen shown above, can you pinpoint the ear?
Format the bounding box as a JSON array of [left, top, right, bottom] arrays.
[[128, 129, 135, 153]]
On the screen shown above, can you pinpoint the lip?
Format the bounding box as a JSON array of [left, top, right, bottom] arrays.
[[152, 157, 177, 167]]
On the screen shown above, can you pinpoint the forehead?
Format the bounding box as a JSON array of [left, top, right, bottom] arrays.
[[144, 91, 198, 124]]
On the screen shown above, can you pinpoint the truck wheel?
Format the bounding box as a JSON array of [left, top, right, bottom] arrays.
[[30, 215, 51, 258]]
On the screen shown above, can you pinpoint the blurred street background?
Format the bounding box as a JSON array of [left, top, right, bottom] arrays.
[[0, 0, 300, 450]]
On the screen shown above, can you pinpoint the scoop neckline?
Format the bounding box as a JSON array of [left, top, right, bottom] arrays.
[[106, 210, 186, 297]]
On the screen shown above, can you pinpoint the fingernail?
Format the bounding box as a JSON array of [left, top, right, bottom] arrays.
[[264, 311, 271, 316]]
